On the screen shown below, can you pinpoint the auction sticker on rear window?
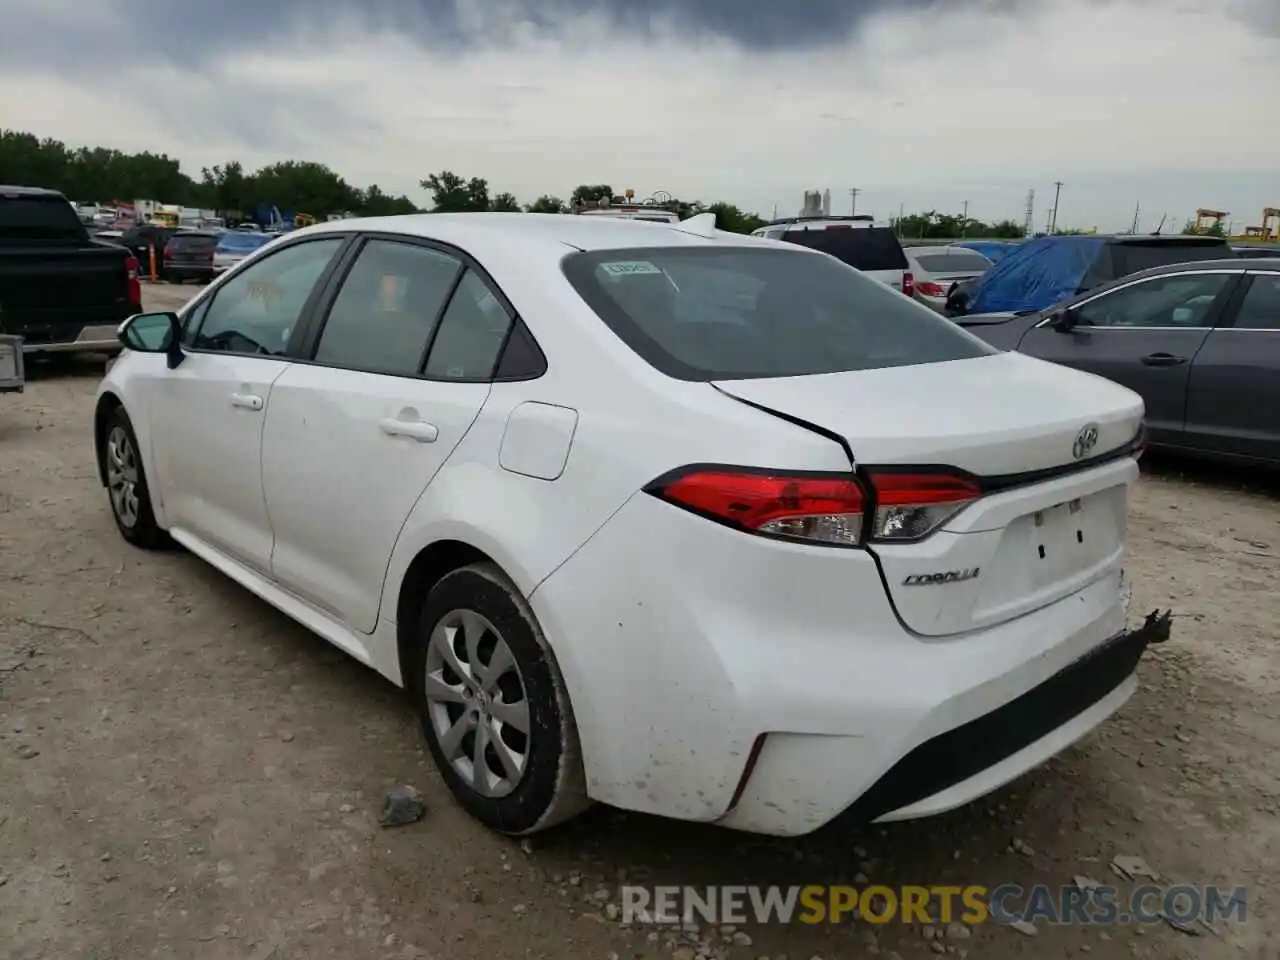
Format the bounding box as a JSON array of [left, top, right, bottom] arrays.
[[600, 260, 662, 277]]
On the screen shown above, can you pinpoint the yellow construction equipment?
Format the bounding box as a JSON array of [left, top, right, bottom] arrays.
[[294, 212, 316, 228], [1193, 208, 1228, 233]]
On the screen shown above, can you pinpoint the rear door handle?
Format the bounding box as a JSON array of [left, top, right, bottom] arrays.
[[1140, 353, 1187, 367], [379, 417, 439, 442], [229, 392, 264, 410]]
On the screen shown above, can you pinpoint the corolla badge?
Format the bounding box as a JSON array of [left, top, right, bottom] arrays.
[[1072, 423, 1099, 460]]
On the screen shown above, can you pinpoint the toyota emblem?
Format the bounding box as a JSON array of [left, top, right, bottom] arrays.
[[1072, 423, 1099, 460]]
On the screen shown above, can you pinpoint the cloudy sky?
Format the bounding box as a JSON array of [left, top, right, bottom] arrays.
[[1, 0, 1276, 230]]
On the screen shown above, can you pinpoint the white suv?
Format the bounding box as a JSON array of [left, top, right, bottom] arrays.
[[753, 216, 914, 297], [95, 212, 1164, 837]]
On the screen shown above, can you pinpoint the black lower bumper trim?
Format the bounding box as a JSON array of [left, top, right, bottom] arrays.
[[839, 608, 1171, 825]]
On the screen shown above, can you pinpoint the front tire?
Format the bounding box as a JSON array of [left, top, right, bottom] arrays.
[[409, 563, 590, 835], [103, 407, 168, 549]]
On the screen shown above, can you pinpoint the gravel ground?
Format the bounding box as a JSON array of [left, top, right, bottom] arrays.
[[1, 285, 1277, 959]]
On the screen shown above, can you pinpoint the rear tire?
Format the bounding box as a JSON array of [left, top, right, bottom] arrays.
[[102, 407, 169, 549], [408, 563, 590, 835]]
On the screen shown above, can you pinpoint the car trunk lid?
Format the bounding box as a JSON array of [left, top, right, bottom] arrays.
[[713, 351, 1143, 636]]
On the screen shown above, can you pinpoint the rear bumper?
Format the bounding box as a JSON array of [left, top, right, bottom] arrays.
[[852, 611, 1168, 823], [165, 263, 214, 280], [22, 323, 121, 354], [531, 491, 1152, 836]]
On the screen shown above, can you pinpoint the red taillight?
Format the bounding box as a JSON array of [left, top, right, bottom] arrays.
[[864, 471, 981, 542], [646, 469, 866, 547], [124, 255, 142, 307], [163, 244, 175, 259], [902, 272, 915, 296], [647, 466, 983, 547], [915, 280, 946, 297]]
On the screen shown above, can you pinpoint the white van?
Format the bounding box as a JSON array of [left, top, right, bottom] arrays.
[[752, 216, 914, 296]]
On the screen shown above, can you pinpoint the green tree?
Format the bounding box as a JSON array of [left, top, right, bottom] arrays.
[[200, 161, 249, 215], [421, 171, 490, 212], [525, 194, 567, 214], [490, 191, 521, 212], [890, 210, 1026, 240], [0, 127, 417, 220], [706, 202, 766, 234], [571, 184, 613, 207]]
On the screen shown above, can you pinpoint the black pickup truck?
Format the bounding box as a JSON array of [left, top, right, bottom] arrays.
[[0, 186, 143, 366]]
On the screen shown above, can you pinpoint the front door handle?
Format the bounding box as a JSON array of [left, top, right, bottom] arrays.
[[229, 392, 264, 410], [1140, 353, 1187, 367], [379, 417, 439, 442]]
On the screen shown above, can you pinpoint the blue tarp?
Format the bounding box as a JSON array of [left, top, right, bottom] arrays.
[[965, 236, 1106, 314], [951, 240, 1018, 263]]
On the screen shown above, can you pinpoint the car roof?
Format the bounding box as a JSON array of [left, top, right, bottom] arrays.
[[1097, 258, 1261, 283], [0, 184, 67, 199], [761, 215, 879, 227], [292, 212, 776, 254], [913, 245, 982, 257]]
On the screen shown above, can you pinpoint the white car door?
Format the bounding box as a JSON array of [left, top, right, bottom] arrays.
[[260, 237, 514, 632], [151, 236, 348, 574]]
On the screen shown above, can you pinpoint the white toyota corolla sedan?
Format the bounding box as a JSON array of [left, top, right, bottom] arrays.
[[94, 212, 1168, 837]]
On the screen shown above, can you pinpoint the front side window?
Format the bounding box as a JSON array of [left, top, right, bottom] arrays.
[[1233, 274, 1280, 330], [190, 238, 344, 355], [313, 240, 462, 376], [1074, 273, 1233, 329], [562, 246, 995, 381]]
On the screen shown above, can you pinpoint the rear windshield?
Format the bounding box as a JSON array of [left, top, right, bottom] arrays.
[[0, 195, 87, 240], [781, 226, 909, 272], [561, 246, 995, 381], [216, 233, 271, 253], [915, 252, 993, 273], [172, 233, 218, 250], [1111, 239, 1228, 275]]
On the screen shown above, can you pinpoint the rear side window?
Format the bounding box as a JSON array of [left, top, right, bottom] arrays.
[[423, 269, 514, 380], [0, 195, 86, 239], [781, 227, 908, 272], [216, 233, 271, 253], [562, 246, 995, 381], [915, 252, 992, 273], [1233, 274, 1280, 330], [173, 234, 217, 251], [1110, 240, 1228, 276]]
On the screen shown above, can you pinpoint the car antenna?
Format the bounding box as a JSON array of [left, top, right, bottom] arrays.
[[1151, 213, 1166, 236]]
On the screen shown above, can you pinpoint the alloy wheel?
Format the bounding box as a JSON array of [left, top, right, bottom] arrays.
[[105, 425, 140, 528], [424, 608, 532, 798]]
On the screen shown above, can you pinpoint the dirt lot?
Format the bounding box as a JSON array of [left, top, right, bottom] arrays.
[[1, 285, 1277, 959]]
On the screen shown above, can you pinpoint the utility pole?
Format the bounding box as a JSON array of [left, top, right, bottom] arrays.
[[897, 201, 904, 236], [1049, 181, 1063, 234], [961, 199, 969, 237], [849, 188, 859, 217]]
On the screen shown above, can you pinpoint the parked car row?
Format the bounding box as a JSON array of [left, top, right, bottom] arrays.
[[88, 222, 276, 283]]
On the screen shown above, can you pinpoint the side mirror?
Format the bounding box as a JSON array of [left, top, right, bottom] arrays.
[[1048, 307, 1080, 332], [118, 312, 184, 368]]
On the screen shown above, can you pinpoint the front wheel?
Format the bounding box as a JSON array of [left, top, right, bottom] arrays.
[[409, 563, 590, 835], [103, 407, 169, 549]]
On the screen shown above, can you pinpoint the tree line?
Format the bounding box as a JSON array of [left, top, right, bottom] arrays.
[[2, 127, 1050, 238]]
